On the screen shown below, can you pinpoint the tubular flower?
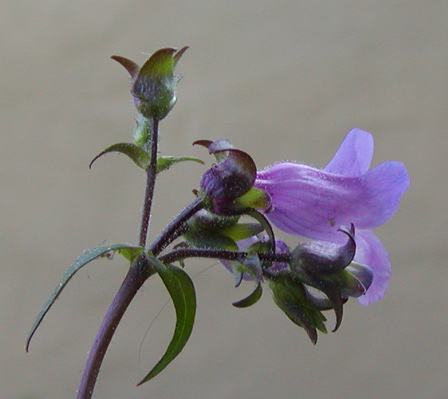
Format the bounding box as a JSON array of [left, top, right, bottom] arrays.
[[254, 128, 410, 305]]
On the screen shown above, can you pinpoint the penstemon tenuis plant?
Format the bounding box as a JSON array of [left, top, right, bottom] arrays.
[[26, 47, 410, 398]]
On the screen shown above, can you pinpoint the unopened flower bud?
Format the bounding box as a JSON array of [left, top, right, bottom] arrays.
[[195, 139, 260, 215], [112, 47, 188, 120], [290, 224, 355, 275]]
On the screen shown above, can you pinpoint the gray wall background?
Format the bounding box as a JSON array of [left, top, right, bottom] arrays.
[[2, 1, 447, 398]]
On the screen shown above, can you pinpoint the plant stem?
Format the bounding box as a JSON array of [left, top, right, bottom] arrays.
[[76, 200, 202, 398], [76, 255, 154, 399], [149, 197, 203, 256], [160, 247, 291, 265], [139, 118, 159, 247]]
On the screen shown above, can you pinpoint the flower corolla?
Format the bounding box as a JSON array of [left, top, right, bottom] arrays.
[[255, 128, 410, 305]]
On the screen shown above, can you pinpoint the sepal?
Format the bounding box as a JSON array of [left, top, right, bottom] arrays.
[[269, 272, 327, 344], [234, 187, 271, 210], [232, 283, 262, 308]]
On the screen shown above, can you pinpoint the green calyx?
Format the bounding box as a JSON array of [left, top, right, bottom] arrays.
[[269, 272, 327, 344]]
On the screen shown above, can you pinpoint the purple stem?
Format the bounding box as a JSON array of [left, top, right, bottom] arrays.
[[76, 256, 154, 399], [148, 197, 203, 255], [139, 118, 159, 247], [76, 198, 203, 399], [160, 247, 291, 265]]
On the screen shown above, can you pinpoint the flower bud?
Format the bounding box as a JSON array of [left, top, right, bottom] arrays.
[[112, 47, 188, 120], [195, 139, 259, 215], [290, 224, 355, 275]]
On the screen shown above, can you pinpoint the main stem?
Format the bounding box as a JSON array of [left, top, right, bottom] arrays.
[[76, 256, 154, 399], [77, 117, 160, 399], [139, 118, 159, 247]]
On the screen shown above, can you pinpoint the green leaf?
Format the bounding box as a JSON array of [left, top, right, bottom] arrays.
[[26, 244, 142, 352], [138, 254, 196, 385], [232, 283, 263, 308], [157, 156, 204, 173], [89, 143, 151, 170]]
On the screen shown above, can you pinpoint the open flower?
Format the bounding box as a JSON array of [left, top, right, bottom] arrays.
[[254, 128, 410, 305]]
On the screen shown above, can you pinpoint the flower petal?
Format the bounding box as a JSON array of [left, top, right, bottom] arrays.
[[255, 161, 409, 241], [324, 128, 374, 177], [353, 230, 391, 305]]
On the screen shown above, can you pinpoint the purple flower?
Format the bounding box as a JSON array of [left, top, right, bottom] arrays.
[[254, 128, 410, 305]]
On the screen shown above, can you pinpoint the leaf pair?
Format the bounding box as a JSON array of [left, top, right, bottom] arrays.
[[89, 142, 203, 172], [26, 246, 196, 387]]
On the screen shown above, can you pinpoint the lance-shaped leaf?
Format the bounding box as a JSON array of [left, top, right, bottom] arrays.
[[89, 143, 151, 170], [157, 155, 204, 173], [138, 254, 196, 385], [26, 244, 143, 351], [89, 143, 203, 174]]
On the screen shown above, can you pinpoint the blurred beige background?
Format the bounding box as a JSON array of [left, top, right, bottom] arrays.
[[2, 1, 447, 398]]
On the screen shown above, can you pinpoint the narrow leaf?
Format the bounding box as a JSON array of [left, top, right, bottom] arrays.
[[138, 255, 196, 385], [89, 143, 151, 170], [26, 244, 142, 352], [157, 156, 204, 173]]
